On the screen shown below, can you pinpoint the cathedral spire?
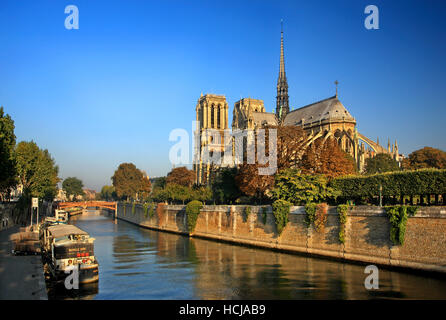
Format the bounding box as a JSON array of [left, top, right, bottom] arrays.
[[279, 20, 286, 79], [276, 19, 289, 121]]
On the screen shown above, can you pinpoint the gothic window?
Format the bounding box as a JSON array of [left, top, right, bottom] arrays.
[[199, 106, 203, 127], [217, 104, 221, 129], [211, 104, 215, 128]]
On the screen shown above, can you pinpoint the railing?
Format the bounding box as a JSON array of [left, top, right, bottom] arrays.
[[58, 201, 117, 211]]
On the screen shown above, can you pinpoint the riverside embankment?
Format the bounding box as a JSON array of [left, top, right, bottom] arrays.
[[0, 225, 47, 300], [115, 203, 446, 275]]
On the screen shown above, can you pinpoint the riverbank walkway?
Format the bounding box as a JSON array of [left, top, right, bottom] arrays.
[[0, 226, 47, 300]]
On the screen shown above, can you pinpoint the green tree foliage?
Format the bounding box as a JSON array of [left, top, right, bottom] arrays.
[[98, 185, 117, 201], [111, 163, 152, 201], [193, 185, 212, 203], [211, 167, 241, 204], [62, 177, 84, 200], [272, 199, 291, 235], [166, 166, 195, 187], [365, 153, 400, 174], [0, 106, 17, 197], [272, 168, 340, 205], [186, 200, 203, 233], [402, 147, 446, 170], [15, 141, 59, 201], [152, 177, 166, 190]]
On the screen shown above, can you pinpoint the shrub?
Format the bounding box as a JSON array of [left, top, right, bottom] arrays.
[[272, 200, 292, 235], [385, 205, 418, 245], [272, 169, 340, 205], [244, 206, 252, 223], [314, 203, 328, 233], [143, 202, 149, 218], [337, 204, 350, 244], [186, 200, 203, 233], [304, 203, 317, 227], [148, 203, 155, 218]]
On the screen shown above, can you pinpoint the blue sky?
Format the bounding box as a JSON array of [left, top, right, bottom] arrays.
[[1, 0, 445, 191]]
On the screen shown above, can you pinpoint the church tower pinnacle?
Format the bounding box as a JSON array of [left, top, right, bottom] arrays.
[[276, 20, 289, 121]]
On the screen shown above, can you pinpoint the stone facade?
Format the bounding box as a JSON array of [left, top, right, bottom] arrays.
[[193, 94, 230, 185]]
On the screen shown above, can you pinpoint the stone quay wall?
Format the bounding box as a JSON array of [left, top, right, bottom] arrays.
[[114, 203, 446, 274]]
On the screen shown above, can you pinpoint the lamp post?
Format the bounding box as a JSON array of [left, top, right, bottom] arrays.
[[379, 184, 382, 207]]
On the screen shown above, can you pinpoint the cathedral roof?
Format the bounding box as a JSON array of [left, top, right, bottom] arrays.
[[251, 112, 278, 127], [283, 95, 355, 126]]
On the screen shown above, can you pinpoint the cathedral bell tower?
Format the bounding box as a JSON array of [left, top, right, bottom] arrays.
[[276, 20, 289, 121]]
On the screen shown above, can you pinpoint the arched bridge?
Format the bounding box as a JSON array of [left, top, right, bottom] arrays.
[[58, 201, 117, 212]]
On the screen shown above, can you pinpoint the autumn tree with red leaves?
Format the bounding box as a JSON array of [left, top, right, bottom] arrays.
[[166, 166, 195, 187], [300, 138, 356, 178], [235, 125, 308, 201], [402, 147, 446, 170]]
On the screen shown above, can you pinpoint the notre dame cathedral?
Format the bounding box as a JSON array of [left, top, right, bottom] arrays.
[[193, 24, 402, 185]]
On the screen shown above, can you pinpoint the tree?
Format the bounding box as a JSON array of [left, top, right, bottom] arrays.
[[271, 168, 340, 205], [301, 138, 356, 178], [151, 177, 166, 190], [235, 163, 275, 203], [211, 167, 241, 204], [365, 153, 400, 174], [234, 125, 308, 202], [274, 125, 309, 169], [0, 106, 17, 198], [192, 185, 212, 203], [62, 177, 84, 200], [139, 175, 152, 200], [166, 167, 195, 187], [402, 147, 446, 170], [15, 141, 59, 201], [98, 185, 117, 201], [111, 163, 151, 201]]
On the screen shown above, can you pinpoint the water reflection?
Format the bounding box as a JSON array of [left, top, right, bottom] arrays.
[[52, 212, 446, 300]]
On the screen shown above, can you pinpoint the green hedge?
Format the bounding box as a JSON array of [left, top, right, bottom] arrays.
[[330, 169, 446, 202]]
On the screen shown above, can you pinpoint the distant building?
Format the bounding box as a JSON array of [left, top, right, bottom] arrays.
[[55, 188, 67, 202], [82, 189, 97, 201]]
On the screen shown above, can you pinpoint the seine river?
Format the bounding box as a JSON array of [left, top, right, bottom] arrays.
[[47, 211, 446, 300]]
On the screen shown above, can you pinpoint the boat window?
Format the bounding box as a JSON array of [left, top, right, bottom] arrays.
[[55, 236, 69, 242]]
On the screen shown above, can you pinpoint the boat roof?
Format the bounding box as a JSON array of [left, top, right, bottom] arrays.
[[47, 224, 89, 238]]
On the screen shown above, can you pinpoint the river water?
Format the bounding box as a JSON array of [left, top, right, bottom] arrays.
[[47, 211, 446, 300]]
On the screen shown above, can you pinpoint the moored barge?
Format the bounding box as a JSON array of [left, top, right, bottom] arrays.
[[40, 223, 99, 284]]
